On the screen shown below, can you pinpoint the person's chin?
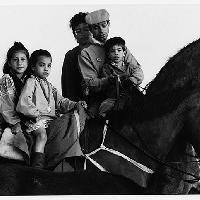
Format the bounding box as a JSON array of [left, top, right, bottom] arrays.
[[40, 74, 49, 79], [99, 37, 107, 43], [16, 70, 26, 74]]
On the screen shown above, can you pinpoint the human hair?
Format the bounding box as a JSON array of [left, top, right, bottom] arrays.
[[29, 49, 52, 72], [3, 41, 30, 74], [104, 37, 126, 54], [69, 12, 88, 35]]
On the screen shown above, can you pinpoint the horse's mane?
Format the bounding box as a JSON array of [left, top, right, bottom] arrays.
[[119, 37, 200, 121], [146, 37, 200, 96]]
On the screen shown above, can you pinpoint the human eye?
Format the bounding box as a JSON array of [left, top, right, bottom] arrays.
[[48, 64, 51, 68], [38, 62, 44, 67], [118, 49, 122, 52], [101, 22, 107, 28], [12, 57, 18, 62], [83, 28, 90, 33], [75, 29, 81, 34], [92, 25, 99, 30], [110, 49, 115, 53]]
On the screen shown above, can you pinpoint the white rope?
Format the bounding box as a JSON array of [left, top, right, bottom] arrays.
[[74, 110, 80, 136], [85, 154, 107, 172], [86, 147, 102, 156], [100, 144, 154, 174], [85, 120, 154, 174], [101, 119, 109, 145]]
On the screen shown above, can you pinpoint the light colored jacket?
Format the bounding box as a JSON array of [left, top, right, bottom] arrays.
[[78, 39, 144, 93], [0, 74, 21, 126], [16, 76, 77, 119]]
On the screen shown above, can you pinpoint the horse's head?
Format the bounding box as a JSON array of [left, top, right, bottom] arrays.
[[112, 37, 200, 159], [144, 38, 200, 159]]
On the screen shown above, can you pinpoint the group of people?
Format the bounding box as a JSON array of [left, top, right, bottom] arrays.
[[0, 9, 144, 172], [62, 9, 144, 118]]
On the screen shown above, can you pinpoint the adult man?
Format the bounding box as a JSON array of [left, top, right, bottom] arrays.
[[61, 12, 92, 101], [78, 9, 144, 118]]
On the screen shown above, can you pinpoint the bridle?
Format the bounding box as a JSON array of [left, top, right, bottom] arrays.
[[109, 76, 200, 184], [95, 115, 200, 184]]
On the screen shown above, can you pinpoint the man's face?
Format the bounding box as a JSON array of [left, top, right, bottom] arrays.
[[74, 23, 92, 46], [90, 21, 110, 43]]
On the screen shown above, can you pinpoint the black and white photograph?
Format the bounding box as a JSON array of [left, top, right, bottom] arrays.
[[0, 0, 200, 196]]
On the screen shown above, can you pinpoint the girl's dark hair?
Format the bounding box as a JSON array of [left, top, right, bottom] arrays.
[[104, 37, 126, 54], [69, 12, 88, 34], [29, 49, 52, 73], [3, 41, 29, 74]]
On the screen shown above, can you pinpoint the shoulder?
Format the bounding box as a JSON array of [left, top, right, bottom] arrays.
[[80, 43, 103, 54], [0, 74, 15, 95], [0, 74, 14, 89], [25, 75, 38, 87], [65, 46, 80, 57], [127, 63, 142, 70]]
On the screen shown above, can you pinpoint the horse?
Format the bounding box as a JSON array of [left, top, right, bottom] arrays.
[[79, 37, 200, 194], [1, 37, 200, 195]]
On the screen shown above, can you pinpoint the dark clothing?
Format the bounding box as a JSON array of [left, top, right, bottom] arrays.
[[61, 46, 83, 101], [101, 62, 143, 99], [44, 110, 86, 169], [78, 40, 144, 117]]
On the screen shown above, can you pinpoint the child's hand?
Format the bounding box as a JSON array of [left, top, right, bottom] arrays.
[[11, 122, 22, 134], [75, 101, 87, 112], [78, 101, 87, 109]]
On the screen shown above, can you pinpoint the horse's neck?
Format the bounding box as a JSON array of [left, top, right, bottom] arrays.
[[116, 91, 188, 160]]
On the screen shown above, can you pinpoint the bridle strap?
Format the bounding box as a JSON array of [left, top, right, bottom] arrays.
[[100, 117, 200, 182]]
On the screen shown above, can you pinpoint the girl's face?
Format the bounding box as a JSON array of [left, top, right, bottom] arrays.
[[33, 55, 52, 79], [108, 45, 125, 64], [9, 51, 28, 76]]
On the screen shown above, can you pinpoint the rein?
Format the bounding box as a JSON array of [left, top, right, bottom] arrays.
[[97, 115, 200, 183], [111, 78, 200, 183]]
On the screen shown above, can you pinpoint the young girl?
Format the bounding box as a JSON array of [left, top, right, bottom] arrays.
[[99, 37, 144, 117], [16, 49, 87, 169], [0, 42, 31, 162]]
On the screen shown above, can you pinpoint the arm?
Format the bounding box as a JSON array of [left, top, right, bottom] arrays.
[[52, 85, 77, 113], [61, 52, 69, 97], [16, 78, 40, 119], [128, 64, 144, 85], [0, 75, 21, 125], [125, 47, 144, 85], [61, 51, 74, 98], [78, 49, 111, 94]]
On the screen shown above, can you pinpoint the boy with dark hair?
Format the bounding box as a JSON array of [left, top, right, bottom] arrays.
[[61, 12, 92, 101], [99, 37, 143, 117]]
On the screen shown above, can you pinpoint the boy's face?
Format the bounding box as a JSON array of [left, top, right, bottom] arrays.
[[108, 45, 125, 64], [9, 51, 28, 76], [33, 56, 52, 79], [90, 21, 110, 43], [74, 23, 92, 46]]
